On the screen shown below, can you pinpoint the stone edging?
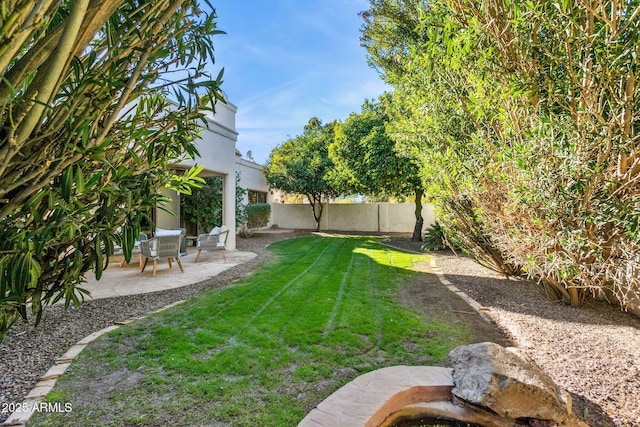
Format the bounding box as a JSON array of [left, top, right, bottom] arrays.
[[379, 241, 496, 324], [428, 255, 495, 324], [374, 243, 499, 333], [1, 300, 187, 426]]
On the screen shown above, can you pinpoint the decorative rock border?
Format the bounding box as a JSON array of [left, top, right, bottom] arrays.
[[2, 300, 186, 426], [428, 256, 495, 324]]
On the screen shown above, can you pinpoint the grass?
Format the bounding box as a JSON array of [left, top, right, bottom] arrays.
[[31, 235, 473, 426]]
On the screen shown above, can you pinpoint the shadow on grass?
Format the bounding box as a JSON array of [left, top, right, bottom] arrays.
[[26, 236, 620, 427]]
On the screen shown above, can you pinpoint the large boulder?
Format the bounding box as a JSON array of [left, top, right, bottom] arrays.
[[448, 342, 580, 425]]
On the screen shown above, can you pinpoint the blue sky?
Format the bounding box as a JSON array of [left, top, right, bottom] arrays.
[[207, 0, 387, 164]]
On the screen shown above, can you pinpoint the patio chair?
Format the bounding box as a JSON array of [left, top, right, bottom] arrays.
[[195, 225, 229, 263], [139, 234, 184, 277], [155, 227, 187, 255]]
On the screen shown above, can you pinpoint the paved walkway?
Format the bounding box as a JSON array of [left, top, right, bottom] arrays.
[[81, 249, 257, 300]]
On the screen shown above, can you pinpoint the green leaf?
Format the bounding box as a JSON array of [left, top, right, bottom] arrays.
[[75, 165, 85, 193], [61, 167, 73, 202], [94, 234, 103, 280]]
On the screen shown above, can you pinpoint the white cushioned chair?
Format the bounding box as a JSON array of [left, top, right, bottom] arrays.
[[139, 234, 184, 276], [195, 225, 229, 262], [155, 227, 187, 255]]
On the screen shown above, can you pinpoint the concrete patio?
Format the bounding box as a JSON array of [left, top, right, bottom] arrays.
[[81, 248, 257, 300]]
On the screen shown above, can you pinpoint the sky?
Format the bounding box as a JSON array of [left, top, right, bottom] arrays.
[[207, 0, 388, 165]]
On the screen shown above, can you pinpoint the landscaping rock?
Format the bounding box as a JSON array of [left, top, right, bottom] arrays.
[[448, 342, 586, 426]]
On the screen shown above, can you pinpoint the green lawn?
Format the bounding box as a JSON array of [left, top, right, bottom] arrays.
[[31, 235, 473, 426]]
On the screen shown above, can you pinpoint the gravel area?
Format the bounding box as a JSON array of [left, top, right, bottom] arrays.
[[2, 232, 639, 427], [433, 250, 640, 427]]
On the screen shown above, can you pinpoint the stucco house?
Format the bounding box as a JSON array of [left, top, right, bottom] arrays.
[[154, 94, 271, 250]]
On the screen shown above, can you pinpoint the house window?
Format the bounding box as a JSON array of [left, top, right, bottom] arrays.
[[248, 190, 267, 204]]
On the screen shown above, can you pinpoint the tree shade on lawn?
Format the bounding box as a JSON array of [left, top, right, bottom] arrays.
[[31, 236, 474, 426]]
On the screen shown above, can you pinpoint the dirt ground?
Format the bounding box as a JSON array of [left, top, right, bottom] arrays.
[[398, 259, 514, 348], [382, 235, 639, 427], [380, 236, 508, 346]]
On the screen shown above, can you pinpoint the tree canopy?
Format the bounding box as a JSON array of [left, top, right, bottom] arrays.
[[330, 98, 425, 241], [0, 0, 223, 339], [361, 0, 640, 308], [265, 118, 341, 231]]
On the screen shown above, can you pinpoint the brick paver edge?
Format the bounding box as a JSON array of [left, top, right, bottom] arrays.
[[1, 300, 186, 426]]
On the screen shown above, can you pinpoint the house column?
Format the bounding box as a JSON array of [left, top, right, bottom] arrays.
[[223, 173, 236, 250], [155, 188, 180, 230]]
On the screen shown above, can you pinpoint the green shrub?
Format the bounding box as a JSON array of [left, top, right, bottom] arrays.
[[246, 203, 271, 229], [421, 221, 446, 252], [240, 203, 271, 237]]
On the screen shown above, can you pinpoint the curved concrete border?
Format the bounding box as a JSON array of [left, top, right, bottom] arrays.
[[297, 253, 501, 427], [2, 300, 186, 426], [296, 365, 517, 427], [297, 366, 454, 427]]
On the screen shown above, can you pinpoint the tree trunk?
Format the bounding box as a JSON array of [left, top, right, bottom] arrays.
[[308, 195, 324, 231], [411, 188, 424, 242]]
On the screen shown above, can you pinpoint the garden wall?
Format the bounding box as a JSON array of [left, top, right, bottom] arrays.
[[269, 203, 436, 233]]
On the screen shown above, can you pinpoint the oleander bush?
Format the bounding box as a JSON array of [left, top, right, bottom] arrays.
[[362, 0, 640, 308], [0, 1, 223, 340]]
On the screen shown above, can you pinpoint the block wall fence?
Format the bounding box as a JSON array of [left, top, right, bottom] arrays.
[[268, 203, 436, 233]]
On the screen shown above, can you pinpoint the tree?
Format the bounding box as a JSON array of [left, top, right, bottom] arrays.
[[330, 98, 426, 241], [0, 0, 224, 339], [182, 176, 223, 232], [362, 0, 520, 276], [265, 118, 341, 231], [361, 0, 640, 309]]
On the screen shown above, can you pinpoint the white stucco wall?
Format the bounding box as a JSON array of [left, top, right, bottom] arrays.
[[163, 97, 239, 250], [190, 104, 238, 175], [323, 204, 380, 231], [236, 157, 273, 204]]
